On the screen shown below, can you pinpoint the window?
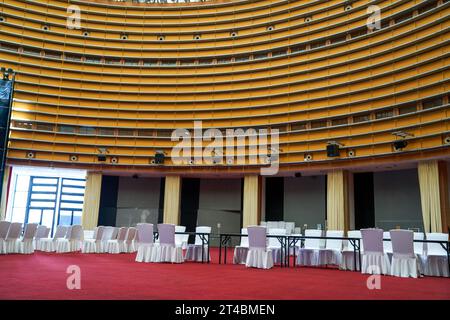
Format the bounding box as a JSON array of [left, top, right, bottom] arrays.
[[254, 53, 268, 60], [58, 125, 75, 133], [422, 97, 443, 110], [310, 41, 326, 49], [138, 129, 154, 137], [79, 126, 96, 135], [398, 104, 417, 115], [353, 113, 371, 123], [36, 123, 54, 131], [99, 127, 114, 136], [118, 129, 134, 136], [375, 110, 393, 119], [310, 121, 327, 129], [332, 117, 348, 126], [291, 45, 306, 53], [157, 130, 172, 137], [290, 123, 307, 131], [6, 167, 86, 237], [14, 121, 33, 129], [272, 50, 285, 57]]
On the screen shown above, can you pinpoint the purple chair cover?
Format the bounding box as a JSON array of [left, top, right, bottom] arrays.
[[248, 226, 267, 249], [361, 228, 384, 253], [137, 223, 154, 245], [158, 224, 175, 245], [390, 230, 414, 256]]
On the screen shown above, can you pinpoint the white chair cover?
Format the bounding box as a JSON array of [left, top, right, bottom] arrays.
[[0, 221, 11, 254], [34, 225, 49, 250], [296, 229, 323, 266], [56, 225, 83, 253], [135, 223, 155, 262], [268, 228, 286, 264], [4, 222, 22, 254], [340, 230, 362, 271], [245, 226, 273, 269], [233, 228, 248, 264], [361, 228, 391, 275], [383, 231, 392, 260], [318, 230, 344, 266], [422, 233, 449, 277], [124, 227, 137, 253], [175, 225, 187, 249], [19, 223, 38, 254], [106, 227, 128, 254], [38, 225, 68, 252], [82, 226, 105, 253], [98, 226, 115, 253], [285, 222, 295, 235], [390, 229, 421, 278], [185, 226, 211, 262]]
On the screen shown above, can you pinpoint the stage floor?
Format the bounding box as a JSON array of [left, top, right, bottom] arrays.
[[0, 248, 449, 300]]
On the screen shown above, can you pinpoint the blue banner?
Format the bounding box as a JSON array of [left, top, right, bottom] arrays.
[[0, 80, 13, 107]]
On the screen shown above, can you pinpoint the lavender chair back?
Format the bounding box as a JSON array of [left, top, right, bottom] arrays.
[[137, 223, 153, 245], [54, 225, 68, 239], [158, 224, 175, 245], [361, 228, 384, 253], [248, 226, 267, 249], [95, 226, 105, 241], [116, 227, 128, 241], [101, 226, 115, 241], [125, 227, 137, 242], [69, 225, 83, 240], [6, 222, 22, 240], [390, 229, 414, 256], [0, 221, 11, 239], [43, 227, 50, 238], [23, 223, 39, 240], [35, 225, 48, 239]]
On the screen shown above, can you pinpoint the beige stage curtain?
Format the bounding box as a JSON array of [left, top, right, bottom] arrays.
[[418, 160, 442, 233], [163, 176, 181, 225], [243, 175, 260, 227], [327, 170, 347, 231], [0, 166, 11, 221], [81, 172, 102, 230]]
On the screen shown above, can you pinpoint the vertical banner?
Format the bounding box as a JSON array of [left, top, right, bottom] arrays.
[[0, 79, 13, 204]]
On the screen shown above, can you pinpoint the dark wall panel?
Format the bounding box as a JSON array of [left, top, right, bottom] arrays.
[[180, 178, 200, 242], [354, 172, 375, 229], [265, 177, 284, 221], [98, 175, 119, 227]]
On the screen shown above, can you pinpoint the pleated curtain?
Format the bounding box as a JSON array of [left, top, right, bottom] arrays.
[[327, 170, 346, 231], [243, 176, 260, 227], [163, 176, 181, 225], [418, 160, 442, 233], [0, 165, 11, 220], [81, 172, 102, 230]]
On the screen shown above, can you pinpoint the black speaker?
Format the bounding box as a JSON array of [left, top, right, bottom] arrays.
[[154, 151, 165, 164], [97, 154, 107, 162], [393, 140, 408, 150], [327, 144, 340, 157]]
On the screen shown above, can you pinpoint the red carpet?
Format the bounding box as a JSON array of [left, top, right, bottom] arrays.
[[0, 249, 449, 300]]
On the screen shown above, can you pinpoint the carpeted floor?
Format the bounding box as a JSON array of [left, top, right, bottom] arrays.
[[0, 248, 449, 300]]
